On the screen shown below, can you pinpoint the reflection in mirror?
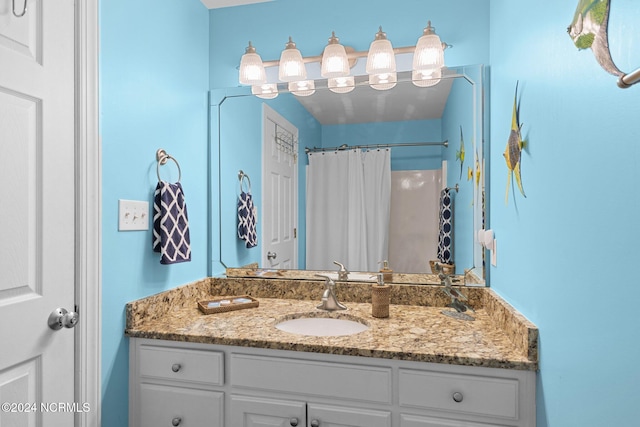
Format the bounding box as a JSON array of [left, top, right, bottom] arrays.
[[210, 65, 485, 285]]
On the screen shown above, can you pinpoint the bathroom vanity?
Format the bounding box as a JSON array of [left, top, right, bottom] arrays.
[[126, 277, 537, 427]]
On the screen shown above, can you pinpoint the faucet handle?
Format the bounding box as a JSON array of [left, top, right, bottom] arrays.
[[333, 261, 349, 280], [315, 274, 335, 288], [333, 261, 349, 272]]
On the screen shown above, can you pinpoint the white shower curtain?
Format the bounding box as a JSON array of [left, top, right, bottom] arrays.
[[306, 149, 391, 272]]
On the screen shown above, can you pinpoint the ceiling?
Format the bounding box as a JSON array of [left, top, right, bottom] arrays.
[[295, 74, 454, 126], [200, 0, 272, 8]]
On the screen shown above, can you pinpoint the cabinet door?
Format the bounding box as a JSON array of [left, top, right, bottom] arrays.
[[308, 403, 391, 427], [231, 395, 306, 427], [139, 383, 223, 427]]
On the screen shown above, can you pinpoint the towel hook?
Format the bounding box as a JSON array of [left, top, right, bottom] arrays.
[[156, 148, 182, 182], [12, 0, 27, 17], [238, 170, 251, 194]]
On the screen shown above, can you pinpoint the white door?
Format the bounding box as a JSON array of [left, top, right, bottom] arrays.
[[262, 104, 298, 269], [0, 0, 77, 425]]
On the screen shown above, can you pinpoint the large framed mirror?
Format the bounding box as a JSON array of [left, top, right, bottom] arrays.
[[210, 64, 486, 285]]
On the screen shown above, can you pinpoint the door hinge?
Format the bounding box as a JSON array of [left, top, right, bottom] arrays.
[[294, 228, 297, 238]]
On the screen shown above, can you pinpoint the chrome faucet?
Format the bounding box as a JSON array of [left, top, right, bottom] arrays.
[[333, 261, 349, 281], [315, 275, 347, 311], [435, 262, 474, 314]]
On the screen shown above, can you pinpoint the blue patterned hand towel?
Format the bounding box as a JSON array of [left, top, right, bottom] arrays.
[[437, 188, 453, 264], [237, 191, 257, 248], [152, 181, 191, 264]]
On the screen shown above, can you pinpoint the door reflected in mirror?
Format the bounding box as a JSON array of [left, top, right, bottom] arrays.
[[211, 65, 485, 285]]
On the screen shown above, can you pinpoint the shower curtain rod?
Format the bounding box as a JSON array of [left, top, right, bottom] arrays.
[[304, 140, 448, 154]]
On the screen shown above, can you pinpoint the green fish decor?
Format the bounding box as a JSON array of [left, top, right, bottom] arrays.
[[504, 82, 526, 205], [455, 126, 465, 180], [567, 0, 623, 76]]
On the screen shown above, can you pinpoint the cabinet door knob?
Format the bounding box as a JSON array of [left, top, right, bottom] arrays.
[[452, 391, 464, 403], [171, 363, 181, 372], [172, 417, 182, 426], [289, 417, 299, 426], [310, 420, 320, 427]]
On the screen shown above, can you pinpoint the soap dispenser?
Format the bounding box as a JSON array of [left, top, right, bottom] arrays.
[[371, 273, 390, 318], [379, 260, 393, 282]]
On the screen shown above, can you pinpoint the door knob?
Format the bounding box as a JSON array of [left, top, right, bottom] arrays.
[[267, 251, 277, 260], [48, 307, 79, 330], [310, 420, 320, 427], [172, 417, 182, 426], [289, 418, 299, 426]]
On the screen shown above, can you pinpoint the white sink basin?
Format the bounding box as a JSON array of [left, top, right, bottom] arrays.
[[275, 316, 369, 337]]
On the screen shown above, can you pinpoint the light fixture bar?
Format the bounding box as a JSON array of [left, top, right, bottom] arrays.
[[260, 45, 441, 68]]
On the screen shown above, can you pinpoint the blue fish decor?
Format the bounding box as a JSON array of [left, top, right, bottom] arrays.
[[504, 82, 526, 205]]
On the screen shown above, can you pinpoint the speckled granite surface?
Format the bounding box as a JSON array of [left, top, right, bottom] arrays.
[[125, 277, 538, 371]]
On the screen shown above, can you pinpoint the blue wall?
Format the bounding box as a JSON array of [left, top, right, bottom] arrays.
[[322, 120, 443, 171], [99, 0, 209, 425], [442, 69, 478, 275], [489, 1, 640, 425]]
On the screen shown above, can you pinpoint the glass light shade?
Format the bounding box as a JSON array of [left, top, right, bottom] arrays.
[[412, 22, 444, 71], [412, 67, 442, 87], [328, 76, 355, 93], [321, 32, 350, 78], [366, 27, 396, 75], [251, 83, 279, 99], [279, 37, 306, 82], [288, 80, 315, 97], [369, 72, 397, 90], [239, 42, 266, 86]]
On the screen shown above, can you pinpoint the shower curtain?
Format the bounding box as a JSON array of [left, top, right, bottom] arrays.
[[306, 149, 391, 272]]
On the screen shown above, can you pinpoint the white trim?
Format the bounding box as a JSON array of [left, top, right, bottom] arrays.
[[75, 0, 101, 425]]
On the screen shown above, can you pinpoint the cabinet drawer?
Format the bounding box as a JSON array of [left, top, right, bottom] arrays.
[[139, 344, 224, 386], [400, 413, 502, 427], [309, 403, 391, 427], [139, 383, 223, 427], [231, 353, 392, 404], [399, 369, 519, 420]]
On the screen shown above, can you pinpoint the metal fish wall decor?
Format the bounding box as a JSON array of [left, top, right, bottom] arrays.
[[567, 0, 623, 76], [504, 82, 526, 205], [456, 126, 465, 180]]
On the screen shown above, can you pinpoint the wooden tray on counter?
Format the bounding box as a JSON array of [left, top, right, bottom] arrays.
[[197, 295, 259, 315]]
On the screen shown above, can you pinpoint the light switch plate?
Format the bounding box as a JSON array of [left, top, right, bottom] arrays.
[[118, 199, 149, 231]]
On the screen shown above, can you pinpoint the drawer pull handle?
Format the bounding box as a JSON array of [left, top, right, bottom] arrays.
[[310, 420, 320, 427], [289, 417, 299, 426], [171, 363, 181, 373], [452, 391, 464, 403], [172, 417, 182, 426]]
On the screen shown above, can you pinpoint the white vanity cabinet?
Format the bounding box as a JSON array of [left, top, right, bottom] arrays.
[[129, 338, 536, 427], [129, 340, 225, 427]]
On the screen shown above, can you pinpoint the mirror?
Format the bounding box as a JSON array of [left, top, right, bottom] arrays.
[[210, 64, 485, 285]]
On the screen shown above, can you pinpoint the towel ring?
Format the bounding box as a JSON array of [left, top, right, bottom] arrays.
[[238, 170, 251, 194], [156, 148, 182, 182], [13, 0, 27, 17]]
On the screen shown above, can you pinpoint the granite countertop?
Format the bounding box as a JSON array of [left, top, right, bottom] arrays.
[[125, 277, 538, 371]]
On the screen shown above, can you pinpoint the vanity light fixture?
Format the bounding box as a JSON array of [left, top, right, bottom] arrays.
[[288, 79, 316, 97], [321, 32, 356, 94], [251, 83, 279, 99], [237, 21, 450, 96], [278, 37, 307, 82], [366, 27, 397, 90], [238, 42, 266, 86], [412, 21, 445, 87]]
